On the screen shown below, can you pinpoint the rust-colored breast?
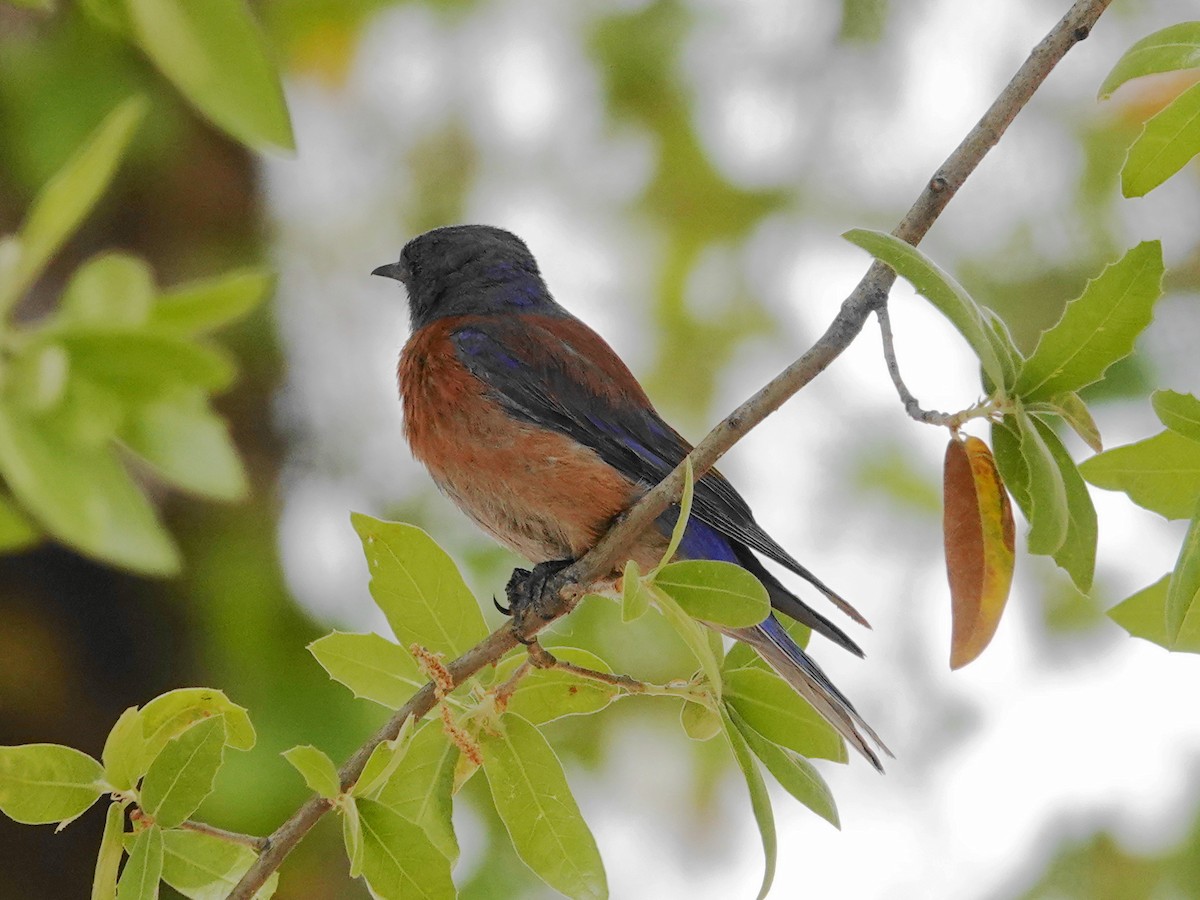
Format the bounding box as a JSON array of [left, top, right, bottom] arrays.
[[398, 317, 641, 564]]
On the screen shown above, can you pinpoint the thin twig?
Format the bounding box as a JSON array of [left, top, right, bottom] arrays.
[[876, 305, 960, 426], [178, 819, 270, 853], [527, 643, 650, 693], [227, 4, 1110, 895]]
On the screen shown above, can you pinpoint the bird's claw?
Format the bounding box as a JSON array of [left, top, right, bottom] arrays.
[[503, 559, 574, 639]]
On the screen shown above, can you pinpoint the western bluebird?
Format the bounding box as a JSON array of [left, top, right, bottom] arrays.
[[374, 224, 887, 769]]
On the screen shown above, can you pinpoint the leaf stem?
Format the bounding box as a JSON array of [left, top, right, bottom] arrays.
[[178, 819, 270, 853]]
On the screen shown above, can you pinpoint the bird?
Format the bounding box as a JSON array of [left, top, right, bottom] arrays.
[[373, 224, 888, 769]]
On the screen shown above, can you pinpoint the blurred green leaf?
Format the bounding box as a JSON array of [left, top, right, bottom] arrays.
[[481, 714, 607, 900], [140, 717, 225, 829], [57, 331, 236, 398], [1080, 430, 1200, 520], [1016, 242, 1164, 400], [680, 700, 721, 741], [125, 0, 294, 152], [1122, 82, 1200, 197], [308, 631, 425, 709], [0, 491, 40, 551], [92, 802, 125, 900], [0, 403, 180, 574], [0, 743, 104, 826], [655, 560, 770, 628], [2, 342, 69, 412], [842, 228, 1009, 391], [1015, 408, 1069, 556], [722, 667, 846, 763], [102, 706, 144, 792], [79, 0, 132, 34], [373, 721, 459, 862], [59, 252, 155, 328], [149, 269, 274, 336], [1166, 499, 1200, 650], [1, 97, 147, 314], [357, 798, 457, 900], [160, 827, 279, 899], [1034, 418, 1098, 591], [718, 707, 775, 900], [350, 514, 489, 659], [1099, 22, 1200, 98], [731, 708, 840, 828], [494, 647, 619, 725], [117, 825, 163, 900], [620, 559, 650, 623], [282, 745, 340, 801], [1108, 575, 1172, 648], [1153, 389, 1200, 444], [138, 688, 254, 773]]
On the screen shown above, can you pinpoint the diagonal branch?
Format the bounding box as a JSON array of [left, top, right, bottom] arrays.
[[228, 2, 1112, 895]]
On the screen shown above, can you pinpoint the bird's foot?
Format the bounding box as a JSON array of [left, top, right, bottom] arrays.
[[501, 558, 574, 640]]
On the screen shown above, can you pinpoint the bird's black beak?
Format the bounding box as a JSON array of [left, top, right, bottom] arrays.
[[372, 262, 403, 281]]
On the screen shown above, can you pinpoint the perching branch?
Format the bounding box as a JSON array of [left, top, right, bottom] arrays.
[[228, 2, 1111, 895]]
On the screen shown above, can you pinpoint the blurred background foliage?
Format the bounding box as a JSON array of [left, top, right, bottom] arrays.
[[1, 0, 1199, 897]]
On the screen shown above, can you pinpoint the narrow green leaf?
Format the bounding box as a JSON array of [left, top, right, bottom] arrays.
[[0, 491, 40, 552], [4, 98, 147, 312], [355, 718, 416, 799], [842, 228, 1008, 390], [350, 514, 489, 659], [1109, 575, 1172, 648], [282, 746, 340, 801], [1034, 392, 1103, 453], [0, 743, 105, 825], [991, 417, 1031, 521], [680, 700, 722, 741], [648, 584, 723, 691], [126, 0, 294, 151], [654, 455, 695, 574], [1034, 419, 1098, 591], [58, 253, 155, 329], [373, 722, 459, 861], [620, 559, 650, 623], [655, 559, 770, 628], [493, 647, 619, 725], [718, 707, 776, 900], [343, 797, 364, 879], [118, 825, 163, 900], [481, 714, 607, 900], [102, 707, 144, 792], [149, 269, 273, 335], [1015, 408, 1069, 556], [357, 798, 457, 899], [140, 717, 225, 830], [2, 342, 69, 413], [58, 331, 237, 398], [92, 802, 126, 900], [1080, 430, 1200, 520], [731, 708, 840, 828], [160, 827, 278, 900], [138, 688, 254, 772], [308, 631, 425, 709], [1099, 23, 1200, 98], [0, 403, 180, 575], [1016, 242, 1164, 400], [1153, 389, 1200, 444], [1122, 81, 1200, 197], [722, 667, 846, 763], [1166, 499, 1200, 649]]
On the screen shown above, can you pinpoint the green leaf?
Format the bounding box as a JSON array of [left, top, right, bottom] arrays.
[[0, 403, 180, 575], [1153, 389, 1200, 444], [355, 720, 415, 800], [655, 560, 770, 627], [102, 707, 145, 792], [991, 417, 1031, 520], [620, 559, 650, 623], [680, 700, 722, 741], [92, 802, 126, 900], [2, 98, 147, 313], [357, 798, 457, 900], [1034, 418, 1098, 591], [653, 455, 695, 573], [1109, 575, 1172, 648], [149, 269, 273, 335], [0, 491, 40, 552], [343, 796, 364, 878], [842, 228, 1009, 391], [125, 0, 293, 151], [1122, 81, 1200, 197], [373, 722, 459, 861], [140, 717, 225, 830], [718, 707, 776, 900], [308, 631, 425, 709], [118, 825, 163, 900], [1099, 23, 1200, 98], [648, 584, 723, 691], [493, 647, 620, 725], [160, 827, 278, 899], [138, 688, 255, 772], [1080, 430, 1200, 520], [282, 746, 340, 801], [731, 708, 840, 828], [350, 514, 489, 659], [0, 743, 105, 825], [1034, 392, 1102, 453], [1016, 242, 1164, 400], [1166, 498, 1200, 650], [59, 253, 155, 328], [2, 342, 70, 413], [1014, 408, 1069, 556], [58, 331, 236, 398], [119, 391, 246, 501], [722, 667, 846, 763], [481, 714, 607, 900]]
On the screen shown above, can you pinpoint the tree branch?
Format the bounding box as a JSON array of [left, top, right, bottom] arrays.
[[228, 2, 1111, 895], [876, 304, 961, 427]]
